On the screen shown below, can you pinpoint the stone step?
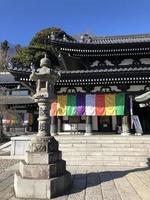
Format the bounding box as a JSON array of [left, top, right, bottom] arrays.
[[65, 160, 149, 167], [58, 140, 150, 144], [59, 145, 150, 151], [62, 151, 150, 156], [62, 155, 148, 162], [59, 147, 150, 152], [56, 136, 150, 142], [56, 136, 150, 167], [0, 141, 11, 150], [10, 135, 150, 167], [58, 141, 150, 145]]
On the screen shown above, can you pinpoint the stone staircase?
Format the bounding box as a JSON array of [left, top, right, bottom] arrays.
[[55, 135, 150, 167]]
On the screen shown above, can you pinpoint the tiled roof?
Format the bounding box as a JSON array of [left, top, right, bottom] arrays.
[[8, 63, 150, 75], [7, 63, 31, 75], [60, 66, 150, 75], [0, 72, 18, 84], [0, 96, 35, 105], [52, 34, 150, 45], [92, 34, 150, 44]]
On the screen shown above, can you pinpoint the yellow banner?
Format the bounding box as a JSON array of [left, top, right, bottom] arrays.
[[105, 94, 116, 116], [57, 95, 67, 116]]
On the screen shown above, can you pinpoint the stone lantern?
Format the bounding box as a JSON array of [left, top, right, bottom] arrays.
[[14, 54, 71, 199]]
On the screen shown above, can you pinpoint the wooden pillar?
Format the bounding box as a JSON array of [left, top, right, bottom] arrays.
[[121, 94, 131, 136], [50, 116, 57, 136], [57, 116, 63, 133], [85, 116, 92, 136], [121, 116, 130, 136]]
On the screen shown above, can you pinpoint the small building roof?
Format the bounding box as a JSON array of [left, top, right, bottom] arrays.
[[0, 72, 18, 84], [0, 96, 35, 105]]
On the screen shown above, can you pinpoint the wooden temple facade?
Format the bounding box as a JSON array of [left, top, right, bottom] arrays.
[[0, 72, 38, 134], [7, 33, 150, 135]]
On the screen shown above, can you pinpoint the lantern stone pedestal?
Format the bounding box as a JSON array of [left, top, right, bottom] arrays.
[[14, 55, 71, 199], [14, 136, 71, 199]]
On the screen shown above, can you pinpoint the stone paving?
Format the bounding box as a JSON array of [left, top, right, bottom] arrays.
[[0, 159, 19, 175], [0, 162, 150, 200]]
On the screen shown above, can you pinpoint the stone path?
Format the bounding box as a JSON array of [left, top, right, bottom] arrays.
[[0, 159, 19, 175], [0, 163, 150, 200]]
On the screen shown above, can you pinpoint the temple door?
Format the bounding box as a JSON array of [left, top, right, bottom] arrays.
[[98, 116, 112, 132]]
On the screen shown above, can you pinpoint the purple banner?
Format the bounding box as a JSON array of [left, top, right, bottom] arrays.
[[76, 94, 85, 116]]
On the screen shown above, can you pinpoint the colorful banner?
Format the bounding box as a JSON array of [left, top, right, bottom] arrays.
[[86, 94, 96, 116], [105, 94, 116, 116], [23, 113, 33, 125], [50, 93, 125, 116], [50, 100, 57, 116], [77, 94, 85, 116], [57, 95, 67, 116], [24, 113, 29, 124], [67, 95, 76, 116], [3, 113, 23, 125], [96, 94, 105, 115], [11, 116, 18, 125], [2, 117, 11, 124], [116, 93, 125, 115], [29, 113, 33, 125]]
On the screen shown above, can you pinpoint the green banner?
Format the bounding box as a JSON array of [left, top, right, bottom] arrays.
[[66, 95, 77, 116], [116, 93, 125, 115]]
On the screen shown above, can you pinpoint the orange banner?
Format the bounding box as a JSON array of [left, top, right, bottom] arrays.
[[96, 94, 105, 115], [50, 100, 57, 116]]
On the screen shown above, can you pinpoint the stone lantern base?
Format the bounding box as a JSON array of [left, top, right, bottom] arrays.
[[14, 136, 71, 199]]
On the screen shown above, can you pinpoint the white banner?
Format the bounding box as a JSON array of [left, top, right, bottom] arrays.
[[85, 94, 96, 116], [130, 96, 134, 129], [132, 115, 143, 134]]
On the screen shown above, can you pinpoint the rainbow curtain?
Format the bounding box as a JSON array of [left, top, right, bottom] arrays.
[[11, 116, 18, 125], [2, 116, 11, 124], [50, 93, 125, 116], [3, 114, 22, 125]]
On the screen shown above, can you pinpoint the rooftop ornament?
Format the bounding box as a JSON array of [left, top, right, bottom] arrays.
[[50, 32, 55, 40], [135, 91, 150, 104], [63, 34, 67, 41], [80, 35, 84, 43], [80, 33, 92, 43]]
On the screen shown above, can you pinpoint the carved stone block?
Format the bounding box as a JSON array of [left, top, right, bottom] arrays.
[[25, 151, 62, 164], [14, 171, 71, 199], [28, 136, 58, 153], [20, 160, 66, 179]]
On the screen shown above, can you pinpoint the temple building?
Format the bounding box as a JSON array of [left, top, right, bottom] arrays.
[[0, 72, 37, 134], [7, 33, 150, 135]]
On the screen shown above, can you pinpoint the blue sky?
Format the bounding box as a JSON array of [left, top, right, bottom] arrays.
[[1, 0, 150, 46]]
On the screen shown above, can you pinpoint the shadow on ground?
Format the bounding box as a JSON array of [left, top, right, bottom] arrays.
[[59, 164, 150, 197]]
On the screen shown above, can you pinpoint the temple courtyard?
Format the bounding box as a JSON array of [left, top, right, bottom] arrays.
[[0, 158, 150, 200]]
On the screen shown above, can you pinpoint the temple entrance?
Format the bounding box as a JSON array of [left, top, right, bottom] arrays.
[[136, 106, 150, 134], [133, 101, 150, 134], [98, 116, 112, 132]]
